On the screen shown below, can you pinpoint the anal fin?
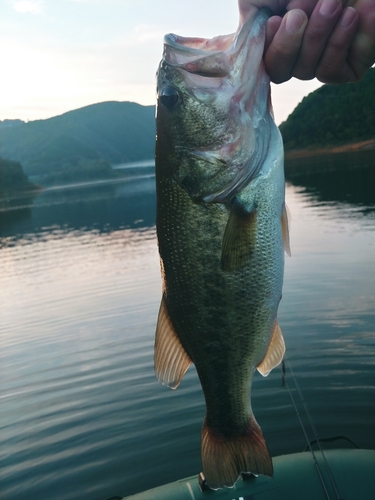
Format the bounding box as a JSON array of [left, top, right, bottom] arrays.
[[154, 297, 191, 390], [221, 198, 257, 272], [257, 321, 285, 377]]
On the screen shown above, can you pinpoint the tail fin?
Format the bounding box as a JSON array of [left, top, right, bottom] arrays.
[[201, 417, 273, 489]]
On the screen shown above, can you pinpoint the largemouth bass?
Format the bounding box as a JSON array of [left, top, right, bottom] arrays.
[[154, 7, 290, 490]]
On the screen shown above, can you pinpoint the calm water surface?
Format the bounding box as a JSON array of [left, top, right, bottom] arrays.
[[1, 156, 374, 500]]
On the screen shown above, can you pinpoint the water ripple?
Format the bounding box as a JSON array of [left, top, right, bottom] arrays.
[[1, 177, 374, 500]]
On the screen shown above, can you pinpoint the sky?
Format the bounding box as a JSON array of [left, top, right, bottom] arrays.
[[0, 0, 324, 125]]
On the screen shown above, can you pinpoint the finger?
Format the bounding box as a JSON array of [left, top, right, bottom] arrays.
[[284, 0, 318, 16], [315, 7, 359, 83], [292, 0, 343, 80], [347, 2, 375, 80], [239, 0, 318, 25], [265, 15, 282, 52], [264, 9, 308, 83]]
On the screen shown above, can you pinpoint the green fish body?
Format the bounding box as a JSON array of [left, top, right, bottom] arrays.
[[154, 9, 290, 489]]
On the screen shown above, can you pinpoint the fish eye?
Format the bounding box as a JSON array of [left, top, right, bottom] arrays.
[[159, 86, 180, 110]]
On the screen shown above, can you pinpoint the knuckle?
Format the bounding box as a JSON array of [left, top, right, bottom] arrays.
[[303, 27, 327, 45], [326, 37, 348, 53]]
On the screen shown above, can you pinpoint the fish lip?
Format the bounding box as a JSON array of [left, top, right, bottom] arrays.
[[163, 8, 271, 60], [163, 33, 234, 55], [230, 7, 272, 53], [160, 8, 271, 84], [163, 34, 214, 55]]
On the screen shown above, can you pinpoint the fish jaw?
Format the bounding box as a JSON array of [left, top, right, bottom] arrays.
[[156, 8, 274, 205]]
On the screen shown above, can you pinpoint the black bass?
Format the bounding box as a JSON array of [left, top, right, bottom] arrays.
[[154, 7, 290, 489]]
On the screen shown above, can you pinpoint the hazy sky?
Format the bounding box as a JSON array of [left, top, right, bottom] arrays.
[[1, 0, 323, 124]]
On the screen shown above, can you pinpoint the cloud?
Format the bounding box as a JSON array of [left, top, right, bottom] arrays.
[[13, 1, 42, 13]]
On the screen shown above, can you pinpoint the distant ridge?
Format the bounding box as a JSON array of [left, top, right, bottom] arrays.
[[1, 68, 374, 187], [0, 119, 24, 129], [280, 67, 375, 151], [0, 101, 156, 183]]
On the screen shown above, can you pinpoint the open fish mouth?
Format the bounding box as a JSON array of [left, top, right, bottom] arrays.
[[158, 9, 273, 205], [162, 32, 234, 78], [162, 8, 271, 83]]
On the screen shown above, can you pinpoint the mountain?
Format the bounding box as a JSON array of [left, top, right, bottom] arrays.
[[0, 119, 25, 129], [0, 101, 156, 184], [280, 67, 375, 151], [1, 68, 374, 187]]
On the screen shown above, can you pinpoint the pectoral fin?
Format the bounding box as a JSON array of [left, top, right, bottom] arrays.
[[221, 198, 257, 272], [154, 297, 191, 390], [257, 321, 285, 377]]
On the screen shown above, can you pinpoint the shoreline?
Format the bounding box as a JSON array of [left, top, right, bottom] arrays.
[[285, 139, 375, 160]]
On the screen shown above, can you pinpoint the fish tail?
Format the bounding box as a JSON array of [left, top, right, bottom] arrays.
[[201, 416, 273, 489]]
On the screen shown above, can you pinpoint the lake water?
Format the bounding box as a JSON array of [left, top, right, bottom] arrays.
[[1, 154, 374, 500]]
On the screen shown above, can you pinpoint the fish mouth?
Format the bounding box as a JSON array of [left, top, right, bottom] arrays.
[[163, 32, 234, 55], [162, 8, 271, 80], [162, 33, 234, 78], [160, 8, 273, 205]]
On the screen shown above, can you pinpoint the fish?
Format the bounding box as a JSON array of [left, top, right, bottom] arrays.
[[154, 7, 290, 490]]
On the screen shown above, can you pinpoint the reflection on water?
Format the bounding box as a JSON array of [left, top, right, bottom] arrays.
[[0, 175, 156, 239], [0, 155, 374, 500], [285, 149, 375, 211]]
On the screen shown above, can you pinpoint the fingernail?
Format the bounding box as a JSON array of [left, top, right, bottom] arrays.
[[319, 0, 340, 17], [340, 7, 357, 28], [285, 10, 306, 34]]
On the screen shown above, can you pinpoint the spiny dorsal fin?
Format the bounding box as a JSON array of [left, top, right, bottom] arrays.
[[257, 321, 285, 377], [154, 297, 191, 390], [282, 203, 291, 257], [221, 198, 257, 272]]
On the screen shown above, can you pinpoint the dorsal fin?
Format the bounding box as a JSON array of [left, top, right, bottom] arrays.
[[221, 198, 257, 272], [257, 321, 285, 377], [154, 297, 191, 390]]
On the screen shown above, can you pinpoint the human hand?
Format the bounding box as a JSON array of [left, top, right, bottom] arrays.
[[238, 0, 375, 84]]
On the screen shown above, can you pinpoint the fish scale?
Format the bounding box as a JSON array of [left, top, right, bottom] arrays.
[[154, 8, 289, 490]]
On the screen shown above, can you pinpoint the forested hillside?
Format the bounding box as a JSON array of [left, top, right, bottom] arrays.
[[0, 157, 39, 197], [280, 67, 375, 150], [1, 68, 374, 188], [0, 101, 156, 183]]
